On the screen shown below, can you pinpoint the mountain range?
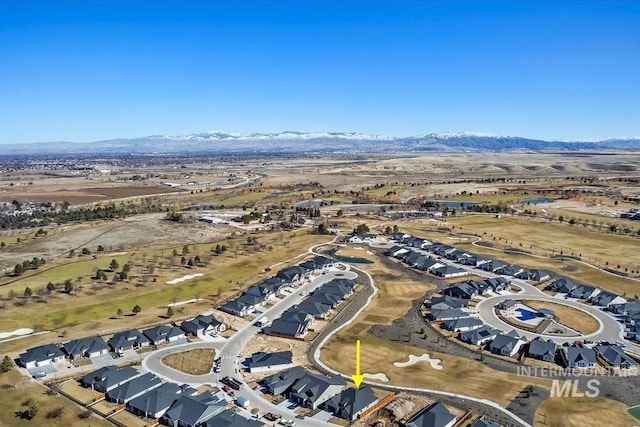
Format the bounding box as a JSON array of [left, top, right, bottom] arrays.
[[2, 131, 640, 155]]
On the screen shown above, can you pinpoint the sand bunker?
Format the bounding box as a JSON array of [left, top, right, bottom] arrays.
[[109, 252, 128, 256], [0, 328, 34, 339], [166, 273, 204, 284], [394, 354, 443, 370], [364, 373, 390, 382], [168, 298, 201, 307]]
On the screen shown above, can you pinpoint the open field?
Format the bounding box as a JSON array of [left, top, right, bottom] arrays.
[[534, 397, 638, 427], [0, 368, 111, 427], [162, 348, 215, 375], [524, 300, 600, 335]]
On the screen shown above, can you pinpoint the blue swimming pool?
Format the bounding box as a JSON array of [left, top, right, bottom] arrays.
[[515, 307, 542, 321]]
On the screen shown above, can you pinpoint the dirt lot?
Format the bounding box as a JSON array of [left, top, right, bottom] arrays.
[[524, 299, 600, 335], [243, 335, 311, 383], [162, 348, 215, 375], [59, 379, 102, 405]]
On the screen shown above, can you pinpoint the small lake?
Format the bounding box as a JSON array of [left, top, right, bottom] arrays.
[[324, 248, 374, 264], [520, 198, 550, 205], [430, 200, 481, 208]]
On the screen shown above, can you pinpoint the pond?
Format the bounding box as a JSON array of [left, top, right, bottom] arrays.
[[520, 198, 550, 205], [628, 406, 640, 421], [323, 248, 374, 264], [430, 200, 481, 208]]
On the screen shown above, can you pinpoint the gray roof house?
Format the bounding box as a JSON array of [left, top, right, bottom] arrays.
[[563, 345, 597, 369], [262, 366, 308, 395], [528, 338, 557, 362], [204, 409, 264, 427], [430, 308, 470, 321], [181, 314, 225, 337], [19, 344, 65, 369], [459, 327, 500, 346], [547, 278, 576, 294], [590, 291, 626, 307], [297, 299, 332, 319], [220, 299, 251, 317], [289, 372, 346, 409], [248, 350, 294, 373], [107, 372, 162, 404], [162, 394, 227, 427], [469, 419, 501, 427], [595, 345, 638, 370], [429, 295, 468, 310], [443, 283, 477, 299], [406, 401, 457, 427], [325, 386, 379, 421], [107, 329, 150, 353], [142, 325, 186, 345], [490, 331, 525, 357], [81, 365, 141, 393], [432, 265, 468, 278], [570, 285, 601, 300], [62, 336, 109, 360], [609, 301, 640, 315], [266, 318, 310, 338], [442, 317, 484, 332], [127, 383, 187, 419]]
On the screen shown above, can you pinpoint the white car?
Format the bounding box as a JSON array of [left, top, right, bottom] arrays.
[[280, 420, 296, 427]]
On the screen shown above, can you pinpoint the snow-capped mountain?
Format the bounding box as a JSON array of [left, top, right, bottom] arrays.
[[2, 131, 639, 155]]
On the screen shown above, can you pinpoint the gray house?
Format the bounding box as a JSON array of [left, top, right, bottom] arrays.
[[563, 345, 597, 369], [162, 394, 227, 427], [248, 350, 294, 373], [289, 372, 346, 409], [490, 331, 525, 357], [107, 329, 150, 353], [528, 338, 557, 362], [429, 295, 468, 310], [430, 309, 470, 321], [570, 285, 601, 300], [19, 344, 65, 369], [459, 327, 500, 346], [81, 365, 141, 393], [142, 325, 186, 345], [62, 336, 109, 360], [181, 314, 225, 337], [442, 317, 483, 332], [595, 345, 638, 370], [107, 372, 162, 404], [406, 401, 457, 427], [325, 386, 379, 421], [262, 366, 308, 396], [127, 383, 187, 419]]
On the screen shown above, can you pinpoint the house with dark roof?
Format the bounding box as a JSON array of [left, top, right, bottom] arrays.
[[480, 260, 507, 273], [220, 299, 251, 317], [248, 350, 294, 373], [609, 302, 640, 316], [432, 265, 468, 278], [442, 317, 483, 332], [19, 344, 65, 369], [490, 331, 525, 357], [297, 299, 332, 319], [266, 317, 310, 338], [276, 265, 307, 284], [430, 309, 470, 322], [262, 366, 308, 396], [459, 327, 500, 346], [547, 278, 576, 294], [406, 401, 457, 427], [181, 314, 226, 337], [590, 291, 626, 307], [289, 372, 346, 409], [107, 329, 150, 353], [384, 245, 407, 257], [498, 264, 525, 277], [62, 336, 109, 360], [81, 365, 141, 393], [443, 283, 477, 299], [415, 257, 443, 272], [142, 325, 186, 345], [127, 383, 187, 419], [595, 345, 638, 370], [528, 338, 557, 362], [563, 345, 597, 369], [469, 419, 501, 427], [497, 300, 518, 312], [107, 372, 162, 404], [527, 270, 551, 283], [204, 409, 264, 427], [483, 277, 511, 292], [325, 386, 379, 421], [161, 394, 227, 427], [429, 295, 468, 310], [570, 285, 601, 300]]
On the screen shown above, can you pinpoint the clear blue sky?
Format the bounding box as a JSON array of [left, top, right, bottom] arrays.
[[1, 0, 639, 144]]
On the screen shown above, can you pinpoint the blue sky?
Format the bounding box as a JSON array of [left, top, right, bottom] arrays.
[[1, 0, 639, 144]]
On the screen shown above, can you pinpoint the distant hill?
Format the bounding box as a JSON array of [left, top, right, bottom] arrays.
[[2, 131, 640, 155]]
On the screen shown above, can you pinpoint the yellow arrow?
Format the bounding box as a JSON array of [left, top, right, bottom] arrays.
[[351, 339, 364, 388]]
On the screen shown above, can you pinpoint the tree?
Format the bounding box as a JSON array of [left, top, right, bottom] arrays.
[[132, 305, 141, 314], [81, 247, 91, 255], [69, 249, 75, 257], [0, 355, 14, 372], [63, 279, 73, 294], [23, 286, 32, 297], [97, 245, 105, 252], [109, 259, 119, 271], [0, 241, 5, 248], [96, 269, 107, 280], [182, 245, 190, 255], [172, 248, 179, 257], [46, 282, 55, 293], [336, 209, 343, 217], [167, 306, 174, 317], [122, 263, 131, 274], [118, 271, 128, 281], [13, 263, 24, 276], [116, 308, 123, 317]]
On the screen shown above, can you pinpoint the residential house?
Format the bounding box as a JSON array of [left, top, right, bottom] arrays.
[[289, 372, 346, 409], [443, 283, 477, 299], [345, 233, 377, 244], [107, 329, 150, 353], [262, 366, 308, 396], [429, 295, 468, 311], [107, 372, 162, 404], [570, 285, 601, 300], [563, 345, 597, 369], [81, 365, 141, 393], [497, 300, 518, 312], [484, 277, 511, 292], [181, 314, 226, 337], [127, 383, 187, 419], [609, 302, 640, 316], [459, 327, 500, 346], [297, 299, 332, 319], [19, 344, 65, 369], [204, 409, 264, 427], [266, 317, 310, 338], [547, 278, 576, 294], [430, 309, 470, 322], [62, 336, 109, 360], [248, 350, 294, 373], [480, 260, 507, 273], [325, 386, 379, 421], [415, 257, 443, 272], [498, 264, 525, 277], [384, 245, 407, 257], [276, 265, 307, 284], [595, 345, 638, 370], [527, 270, 551, 283], [590, 292, 626, 307], [442, 317, 483, 332], [220, 299, 251, 317], [142, 325, 186, 345], [406, 401, 457, 427], [528, 338, 557, 362], [162, 394, 227, 427], [490, 331, 525, 357], [469, 419, 501, 427], [432, 265, 468, 278]]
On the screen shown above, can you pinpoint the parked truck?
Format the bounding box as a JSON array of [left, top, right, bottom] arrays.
[[236, 395, 250, 409]]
